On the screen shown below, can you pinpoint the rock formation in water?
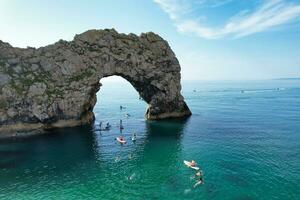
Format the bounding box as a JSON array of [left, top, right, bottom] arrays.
[[0, 29, 191, 132]]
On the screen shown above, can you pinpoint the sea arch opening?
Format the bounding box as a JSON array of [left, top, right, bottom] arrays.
[[93, 75, 147, 127]]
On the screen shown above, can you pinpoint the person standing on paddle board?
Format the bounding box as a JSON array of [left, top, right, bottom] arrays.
[[120, 119, 124, 130]]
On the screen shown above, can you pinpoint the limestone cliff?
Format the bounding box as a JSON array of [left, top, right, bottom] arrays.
[[0, 29, 191, 133]]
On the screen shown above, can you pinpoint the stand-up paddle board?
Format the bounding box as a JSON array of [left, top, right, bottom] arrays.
[[116, 137, 126, 144], [184, 160, 199, 170]]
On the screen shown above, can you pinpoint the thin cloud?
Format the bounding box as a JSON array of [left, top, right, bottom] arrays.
[[153, 0, 190, 20], [154, 0, 300, 39], [195, 0, 235, 8]]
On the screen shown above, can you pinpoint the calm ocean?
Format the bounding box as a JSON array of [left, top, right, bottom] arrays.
[[0, 79, 299, 200]]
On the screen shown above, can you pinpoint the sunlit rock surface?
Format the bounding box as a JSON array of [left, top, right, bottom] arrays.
[[0, 29, 191, 133]]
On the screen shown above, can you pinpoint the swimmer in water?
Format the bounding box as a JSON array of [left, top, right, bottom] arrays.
[[195, 170, 202, 177], [193, 177, 203, 188], [128, 153, 133, 159], [127, 173, 136, 181], [115, 156, 120, 162]]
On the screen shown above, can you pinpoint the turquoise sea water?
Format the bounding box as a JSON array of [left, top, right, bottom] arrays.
[[0, 79, 300, 200]]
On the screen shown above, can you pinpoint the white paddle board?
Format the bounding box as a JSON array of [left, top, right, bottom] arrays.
[[184, 160, 199, 170]]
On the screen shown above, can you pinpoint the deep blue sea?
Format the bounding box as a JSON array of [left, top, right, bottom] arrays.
[[0, 79, 299, 200]]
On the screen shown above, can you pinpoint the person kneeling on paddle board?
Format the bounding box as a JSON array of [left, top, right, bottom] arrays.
[[119, 136, 125, 142], [190, 160, 196, 167], [116, 136, 126, 144], [184, 160, 200, 170]]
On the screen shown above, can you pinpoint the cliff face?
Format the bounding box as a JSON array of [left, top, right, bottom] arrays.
[[0, 29, 191, 133]]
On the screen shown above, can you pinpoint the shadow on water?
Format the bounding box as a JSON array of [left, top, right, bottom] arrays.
[[0, 118, 189, 165], [145, 118, 190, 138], [0, 150, 28, 169], [0, 125, 96, 171]]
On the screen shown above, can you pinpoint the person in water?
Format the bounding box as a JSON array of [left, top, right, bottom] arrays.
[[193, 177, 204, 188], [195, 170, 202, 177], [116, 136, 126, 145], [115, 155, 120, 162], [131, 133, 136, 140], [193, 170, 204, 188], [128, 153, 133, 159]]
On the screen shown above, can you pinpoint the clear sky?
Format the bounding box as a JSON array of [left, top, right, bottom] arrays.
[[0, 0, 300, 80]]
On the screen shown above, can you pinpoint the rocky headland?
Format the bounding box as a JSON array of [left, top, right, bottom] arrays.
[[0, 29, 191, 134]]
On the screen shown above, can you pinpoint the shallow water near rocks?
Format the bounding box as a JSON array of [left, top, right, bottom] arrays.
[[0, 79, 300, 200]]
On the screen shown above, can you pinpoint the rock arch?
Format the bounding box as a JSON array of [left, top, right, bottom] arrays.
[[0, 29, 191, 132]]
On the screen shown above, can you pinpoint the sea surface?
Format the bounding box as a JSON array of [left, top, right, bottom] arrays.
[[0, 79, 299, 200]]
